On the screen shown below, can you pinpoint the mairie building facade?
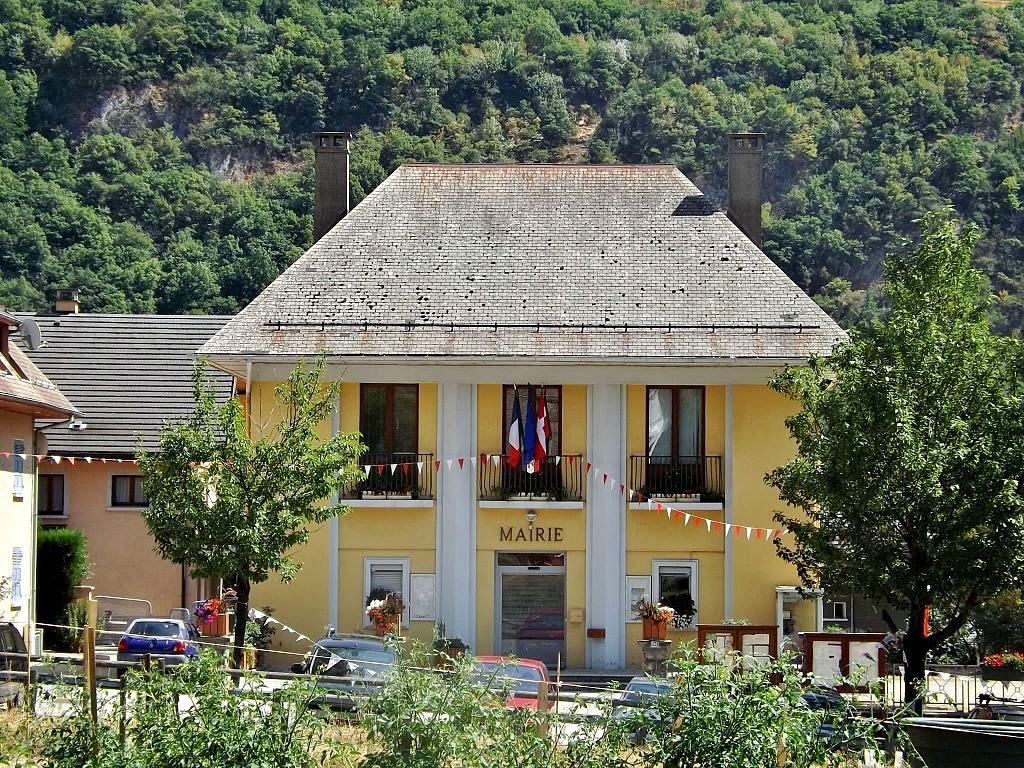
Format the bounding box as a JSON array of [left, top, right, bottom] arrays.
[[201, 144, 845, 670]]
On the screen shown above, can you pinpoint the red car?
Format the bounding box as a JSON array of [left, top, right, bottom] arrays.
[[473, 656, 553, 710]]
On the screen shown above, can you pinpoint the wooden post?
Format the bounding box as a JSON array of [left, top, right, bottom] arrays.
[[21, 625, 31, 712], [84, 626, 98, 725], [536, 681, 549, 737], [119, 681, 127, 746]]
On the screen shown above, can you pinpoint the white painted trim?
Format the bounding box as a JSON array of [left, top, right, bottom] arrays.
[[628, 502, 724, 512], [362, 557, 411, 628], [652, 559, 699, 629], [479, 501, 583, 510], [105, 506, 147, 513], [245, 360, 793, 387], [328, 388, 340, 633], [584, 385, 593, 671], [347, 499, 435, 509], [723, 384, 734, 621]]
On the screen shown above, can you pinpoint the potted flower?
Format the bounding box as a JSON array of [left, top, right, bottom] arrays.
[[365, 590, 404, 636], [635, 598, 675, 640], [981, 652, 1024, 681], [195, 596, 228, 637]]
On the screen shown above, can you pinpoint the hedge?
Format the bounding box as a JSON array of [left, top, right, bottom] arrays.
[[36, 528, 89, 649]]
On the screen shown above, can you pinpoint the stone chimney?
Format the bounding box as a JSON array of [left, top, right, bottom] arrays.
[[313, 132, 353, 243], [55, 288, 81, 314], [727, 133, 765, 248]]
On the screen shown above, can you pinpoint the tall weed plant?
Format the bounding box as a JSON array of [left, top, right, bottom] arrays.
[[42, 651, 353, 768], [634, 650, 887, 768]]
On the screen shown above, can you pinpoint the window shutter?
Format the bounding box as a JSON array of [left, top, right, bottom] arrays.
[[370, 566, 403, 595], [11, 547, 22, 606]]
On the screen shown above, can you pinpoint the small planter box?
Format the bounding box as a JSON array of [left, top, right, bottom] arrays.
[[981, 666, 1024, 682], [642, 618, 668, 640], [200, 614, 229, 637]]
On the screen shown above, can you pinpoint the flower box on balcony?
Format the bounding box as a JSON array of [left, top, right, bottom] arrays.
[[982, 666, 1024, 681], [362, 491, 412, 500]]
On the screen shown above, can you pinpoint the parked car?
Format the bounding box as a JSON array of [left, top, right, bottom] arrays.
[[290, 633, 397, 711], [473, 656, 552, 709], [611, 676, 674, 744], [116, 618, 200, 667], [0, 622, 28, 707]]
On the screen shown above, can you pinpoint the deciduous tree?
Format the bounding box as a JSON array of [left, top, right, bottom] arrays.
[[139, 356, 363, 666], [767, 211, 1024, 710]]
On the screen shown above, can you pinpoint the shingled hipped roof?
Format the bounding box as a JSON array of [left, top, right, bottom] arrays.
[[17, 314, 233, 455], [201, 164, 845, 362], [0, 333, 79, 419]]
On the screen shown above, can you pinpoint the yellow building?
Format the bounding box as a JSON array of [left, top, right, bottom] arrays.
[[0, 310, 78, 643], [201, 138, 845, 670]]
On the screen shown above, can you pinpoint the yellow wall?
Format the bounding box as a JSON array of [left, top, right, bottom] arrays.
[[476, 505, 586, 669], [0, 411, 35, 627], [730, 385, 801, 625]]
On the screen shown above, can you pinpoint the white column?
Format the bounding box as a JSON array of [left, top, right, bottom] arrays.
[[723, 385, 734, 620], [328, 388, 340, 633], [435, 383, 477, 648], [585, 383, 626, 670]]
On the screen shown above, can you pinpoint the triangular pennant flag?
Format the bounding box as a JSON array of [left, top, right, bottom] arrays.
[[458, 458, 465, 470], [66, 457, 75, 465], [402, 463, 411, 475], [446, 459, 453, 471], [693, 515, 701, 527], [619, 483, 625, 495], [490, 454, 500, 466], [756, 528, 763, 540], [705, 518, 712, 532], [84, 457, 93, 463], [363, 465, 371, 477], [780, 527, 789, 537], [390, 463, 398, 474], [714, 521, 721, 532], [656, 502, 663, 512], [470, 456, 477, 468], [33, 454, 44, 461], [602, 473, 608, 485], [585, 462, 592, 473], [0, 452, 9, 458], [724, 523, 731, 536], [417, 461, 424, 472], [672, 509, 681, 520], [481, 453, 487, 464], [434, 460, 441, 472], [567, 455, 574, 465], [555, 455, 561, 466], [637, 493, 645, 503], [684, 513, 691, 526], [665, 505, 671, 520], [376, 464, 384, 475], [735, 525, 743, 538], [629, 489, 636, 501], [16, 453, 26, 460], [52, 456, 62, 464], [746, 527, 752, 540]]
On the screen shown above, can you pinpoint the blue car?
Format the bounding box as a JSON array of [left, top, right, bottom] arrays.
[[116, 618, 200, 667]]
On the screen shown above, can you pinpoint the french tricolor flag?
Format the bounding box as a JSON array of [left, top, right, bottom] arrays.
[[535, 387, 550, 466], [507, 385, 523, 468]]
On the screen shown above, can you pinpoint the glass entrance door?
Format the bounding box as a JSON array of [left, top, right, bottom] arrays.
[[495, 553, 566, 670]]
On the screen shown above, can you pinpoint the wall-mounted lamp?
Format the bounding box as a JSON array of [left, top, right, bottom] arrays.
[[526, 509, 537, 529]]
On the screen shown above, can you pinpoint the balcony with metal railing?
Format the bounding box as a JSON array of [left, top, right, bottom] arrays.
[[628, 455, 724, 502], [479, 454, 585, 502], [342, 452, 435, 500]]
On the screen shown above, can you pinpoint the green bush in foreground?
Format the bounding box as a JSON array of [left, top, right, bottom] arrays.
[[42, 651, 353, 768]]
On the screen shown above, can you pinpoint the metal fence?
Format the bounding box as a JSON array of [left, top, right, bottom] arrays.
[[478, 454, 585, 501], [341, 452, 435, 500], [628, 456, 724, 501]]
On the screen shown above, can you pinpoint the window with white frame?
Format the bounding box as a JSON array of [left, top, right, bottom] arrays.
[[363, 558, 410, 627], [12, 440, 24, 499], [824, 600, 848, 621], [111, 475, 148, 507], [38, 474, 65, 516], [652, 560, 698, 629]]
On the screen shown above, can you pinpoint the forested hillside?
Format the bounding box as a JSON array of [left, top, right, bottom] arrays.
[[1, 0, 1023, 328]]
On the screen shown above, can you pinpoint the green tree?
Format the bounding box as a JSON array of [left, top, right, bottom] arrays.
[[139, 356, 364, 666], [767, 212, 1024, 710]]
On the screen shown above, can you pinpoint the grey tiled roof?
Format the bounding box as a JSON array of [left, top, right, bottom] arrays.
[[16, 314, 233, 455], [0, 342, 79, 418], [201, 164, 845, 361]]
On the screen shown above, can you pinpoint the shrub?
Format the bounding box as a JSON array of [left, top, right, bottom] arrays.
[[633, 649, 886, 768], [36, 528, 89, 650]]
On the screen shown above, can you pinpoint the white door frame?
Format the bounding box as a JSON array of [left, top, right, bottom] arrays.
[[494, 552, 567, 658]]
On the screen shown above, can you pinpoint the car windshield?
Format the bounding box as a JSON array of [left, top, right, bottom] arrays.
[[623, 680, 672, 702], [311, 646, 395, 677], [129, 621, 181, 638], [473, 662, 544, 693]]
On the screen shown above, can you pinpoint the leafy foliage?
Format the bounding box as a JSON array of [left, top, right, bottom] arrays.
[[767, 211, 1024, 707], [1, 0, 1024, 325], [35, 527, 89, 650], [139, 355, 364, 663]]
